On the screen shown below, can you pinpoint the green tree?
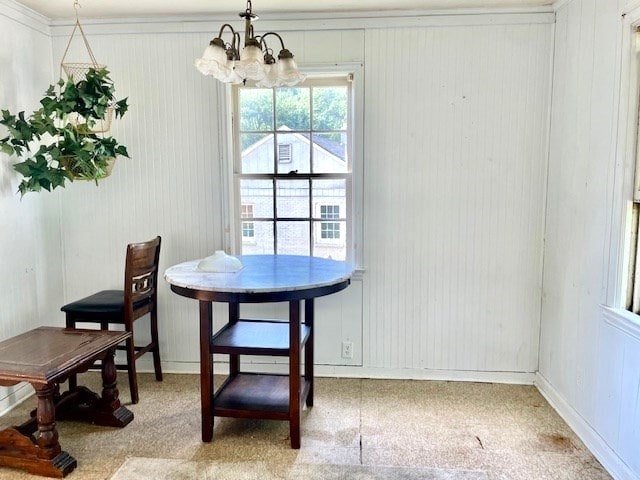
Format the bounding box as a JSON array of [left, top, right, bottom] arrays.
[[239, 89, 273, 132], [313, 87, 347, 131], [239, 86, 347, 150]]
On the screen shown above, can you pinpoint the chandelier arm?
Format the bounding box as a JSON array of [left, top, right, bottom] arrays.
[[259, 32, 286, 52], [216, 23, 237, 39], [232, 31, 241, 58]]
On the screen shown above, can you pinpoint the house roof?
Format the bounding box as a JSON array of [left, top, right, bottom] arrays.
[[242, 127, 345, 162], [301, 133, 345, 161]]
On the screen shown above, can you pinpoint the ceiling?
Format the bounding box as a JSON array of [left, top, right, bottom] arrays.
[[15, 0, 553, 21]]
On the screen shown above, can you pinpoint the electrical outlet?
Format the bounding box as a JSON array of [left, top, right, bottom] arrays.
[[342, 341, 353, 359]]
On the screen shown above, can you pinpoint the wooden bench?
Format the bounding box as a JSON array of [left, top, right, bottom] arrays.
[[0, 327, 134, 477]]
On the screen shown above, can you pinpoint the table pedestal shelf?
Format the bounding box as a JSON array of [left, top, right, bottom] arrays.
[[214, 373, 311, 419], [211, 320, 313, 426], [204, 300, 314, 449]]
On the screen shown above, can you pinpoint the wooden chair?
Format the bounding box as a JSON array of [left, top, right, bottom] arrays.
[[61, 236, 163, 404]]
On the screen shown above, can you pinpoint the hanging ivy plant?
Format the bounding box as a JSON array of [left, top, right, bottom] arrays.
[[0, 68, 129, 196]]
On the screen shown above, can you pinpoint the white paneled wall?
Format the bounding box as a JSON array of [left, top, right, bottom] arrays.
[[49, 24, 366, 370], [363, 23, 552, 374], [50, 30, 226, 368], [0, 2, 59, 412], [46, 14, 554, 377], [538, 0, 640, 478], [4, 1, 640, 477]]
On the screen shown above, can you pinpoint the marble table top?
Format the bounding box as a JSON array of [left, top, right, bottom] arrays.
[[164, 254, 354, 294]]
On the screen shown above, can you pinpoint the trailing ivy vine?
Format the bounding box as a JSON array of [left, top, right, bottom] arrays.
[[0, 68, 129, 196]]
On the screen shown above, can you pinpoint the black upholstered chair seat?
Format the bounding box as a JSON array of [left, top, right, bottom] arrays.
[[61, 290, 149, 316]]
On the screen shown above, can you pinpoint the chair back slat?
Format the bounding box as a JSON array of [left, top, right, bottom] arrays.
[[124, 236, 161, 311]]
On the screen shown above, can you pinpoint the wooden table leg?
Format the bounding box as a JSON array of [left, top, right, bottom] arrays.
[[0, 384, 76, 478], [289, 299, 301, 449], [95, 348, 134, 426], [200, 300, 214, 442], [304, 298, 314, 407], [54, 348, 133, 428], [228, 302, 240, 376]]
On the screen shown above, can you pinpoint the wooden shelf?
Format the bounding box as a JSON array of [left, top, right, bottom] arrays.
[[213, 373, 311, 420], [211, 320, 311, 356], [208, 311, 315, 448]]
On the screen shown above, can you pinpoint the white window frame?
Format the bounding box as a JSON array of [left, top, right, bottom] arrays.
[[221, 64, 364, 269], [603, 6, 640, 338]]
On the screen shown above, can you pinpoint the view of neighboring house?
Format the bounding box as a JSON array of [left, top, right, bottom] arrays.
[[239, 128, 348, 260]]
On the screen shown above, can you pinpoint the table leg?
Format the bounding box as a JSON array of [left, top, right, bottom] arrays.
[[200, 300, 214, 442], [35, 385, 62, 458], [304, 298, 314, 407], [0, 384, 77, 477], [53, 349, 133, 428], [95, 348, 134, 426], [228, 302, 240, 376], [289, 299, 301, 449]]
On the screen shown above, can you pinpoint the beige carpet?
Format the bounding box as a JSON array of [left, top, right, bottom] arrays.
[[0, 373, 612, 480], [111, 457, 489, 480]]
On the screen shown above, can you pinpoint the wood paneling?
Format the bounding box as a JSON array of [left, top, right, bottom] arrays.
[[363, 23, 552, 372], [49, 26, 366, 369], [0, 5, 58, 412], [44, 14, 552, 377], [538, 0, 640, 478]]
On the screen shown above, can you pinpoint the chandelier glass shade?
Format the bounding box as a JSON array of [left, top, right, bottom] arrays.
[[195, 0, 305, 87]]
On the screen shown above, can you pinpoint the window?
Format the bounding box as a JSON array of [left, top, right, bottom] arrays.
[[625, 28, 640, 314], [232, 74, 354, 260], [278, 143, 292, 163], [241, 204, 255, 239], [626, 147, 640, 313], [320, 204, 340, 239]]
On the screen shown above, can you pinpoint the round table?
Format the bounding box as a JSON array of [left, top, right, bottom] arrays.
[[164, 254, 353, 448]]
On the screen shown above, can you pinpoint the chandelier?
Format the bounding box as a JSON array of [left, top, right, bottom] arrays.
[[195, 0, 305, 87]]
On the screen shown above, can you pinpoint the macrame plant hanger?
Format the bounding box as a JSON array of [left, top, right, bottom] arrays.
[[60, 0, 113, 134]]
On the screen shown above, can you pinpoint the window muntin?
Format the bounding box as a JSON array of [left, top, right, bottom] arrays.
[[233, 75, 352, 261]]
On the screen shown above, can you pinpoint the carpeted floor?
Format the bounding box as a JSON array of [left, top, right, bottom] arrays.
[[0, 373, 611, 479], [111, 457, 489, 479]]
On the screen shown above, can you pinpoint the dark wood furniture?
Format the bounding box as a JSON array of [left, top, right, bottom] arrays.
[[0, 327, 133, 478], [164, 254, 353, 449], [61, 236, 163, 404]]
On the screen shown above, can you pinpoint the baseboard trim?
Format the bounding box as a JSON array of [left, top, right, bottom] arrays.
[[147, 359, 535, 384], [535, 372, 639, 480], [0, 383, 34, 417]]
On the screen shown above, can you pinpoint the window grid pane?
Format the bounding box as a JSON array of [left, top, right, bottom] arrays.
[[235, 77, 351, 258]]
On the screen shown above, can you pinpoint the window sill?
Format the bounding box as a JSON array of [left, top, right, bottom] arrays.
[[601, 306, 640, 341], [351, 268, 365, 281]]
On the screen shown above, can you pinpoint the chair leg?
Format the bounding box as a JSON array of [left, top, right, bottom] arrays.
[[125, 335, 139, 404], [150, 310, 163, 382], [65, 315, 78, 391]]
